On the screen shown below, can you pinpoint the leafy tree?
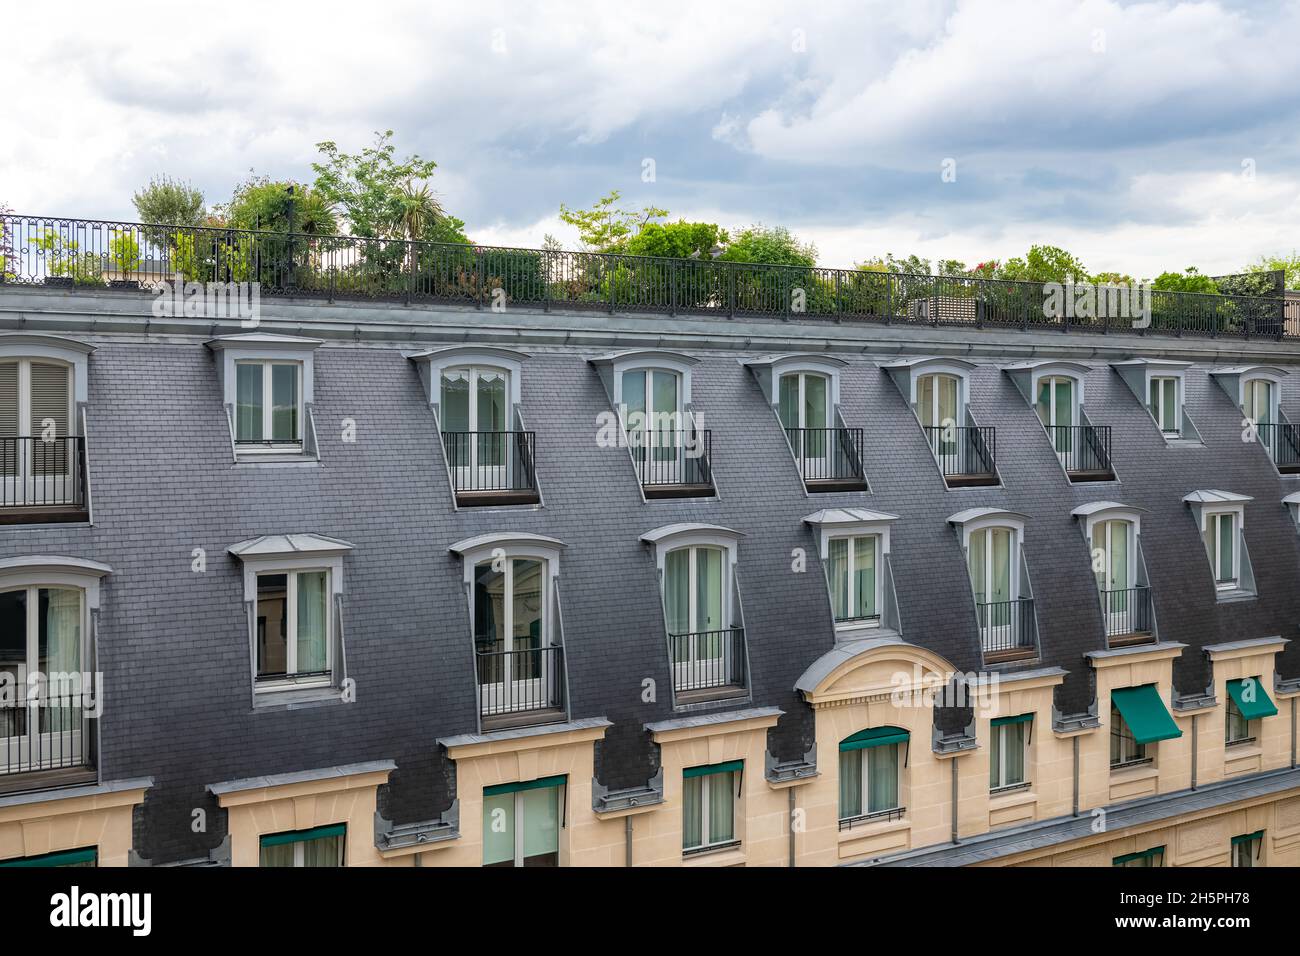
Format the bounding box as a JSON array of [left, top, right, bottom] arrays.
[[996, 245, 1089, 284], [558, 189, 667, 251], [312, 130, 459, 241], [216, 174, 337, 234], [1151, 267, 1218, 294], [717, 224, 816, 267], [856, 253, 934, 276], [132, 176, 206, 227], [622, 220, 728, 259], [108, 231, 141, 277], [1245, 252, 1300, 291]]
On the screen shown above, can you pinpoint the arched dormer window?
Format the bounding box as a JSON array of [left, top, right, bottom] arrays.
[[948, 508, 1035, 661], [881, 357, 994, 487], [1071, 501, 1153, 644], [0, 334, 93, 520], [407, 347, 537, 506]]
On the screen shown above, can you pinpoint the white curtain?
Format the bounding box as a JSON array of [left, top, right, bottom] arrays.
[[296, 572, 327, 673]]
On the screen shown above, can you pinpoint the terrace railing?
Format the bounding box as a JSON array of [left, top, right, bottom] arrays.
[[0, 213, 1290, 340]]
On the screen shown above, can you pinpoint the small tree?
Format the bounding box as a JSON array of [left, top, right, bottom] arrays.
[[133, 176, 206, 227], [1246, 252, 1300, 290], [109, 230, 142, 278], [717, 224, 817, 267], [622, 220, 728, 259], [1151, 267, 1219, 294], [558, 189, 667, 252]]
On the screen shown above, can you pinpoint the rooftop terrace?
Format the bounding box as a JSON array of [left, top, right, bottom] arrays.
[[2, 213, 1296, 342]]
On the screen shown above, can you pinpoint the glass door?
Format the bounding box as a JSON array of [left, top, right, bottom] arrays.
[[969, 528, 1014, 650], [0, 360, 74, 506], [624, 369, 681, 484], [442, 367, 510, 490], [474, 558, 547, 714], [1092, 519, 1133, 633], [778, 372, 830, 477], [0, 586, 84, 773], [665, 546, 727, 690], [1243, 379, 1276, 460], [1036, 375, 1075, 463], [918, 373, 960, 471], [1149, 377, 1179, 435]]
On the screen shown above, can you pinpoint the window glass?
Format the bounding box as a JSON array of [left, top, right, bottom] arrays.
[[664, 549, 690, 635], [1226, 697, 1251, 744], [867, 744, 899, 813], [777, 374, 798, 430], [270, 364, 298, 441], [296, 570, 328, 674], [256, 574, 288, 678], [440, 370, 471, 432], [828, 538, 849, 620], [804, 374, 828, 430], [839, 749, 863, 819], [235, 363, 263, 441], [482, 792, 515, 866], [853, 537, 877, 619]]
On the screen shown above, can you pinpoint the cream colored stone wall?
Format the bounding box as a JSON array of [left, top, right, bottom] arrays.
[[0, 784, 148, 867]]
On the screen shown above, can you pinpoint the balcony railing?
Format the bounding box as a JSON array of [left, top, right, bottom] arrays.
[[442, 430, 539, 503], [923, 425, 996, 484], [475, 645, 565, 721], [0, 214, 1291, 342], [1045, 424, 1114, 479], [630, 428, 713, 495], [976, 597, 1036, 658], [1101, 586, 1153, 643], [0, 692, 96, 781], [670, 627, 746, 695], [1255, 423, 1300, 473], [0, 437, 88, 515], [784, 426, 867, 488]]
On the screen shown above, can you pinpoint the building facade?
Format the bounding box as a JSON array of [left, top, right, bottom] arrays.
[[1, 234, 1299, 868]]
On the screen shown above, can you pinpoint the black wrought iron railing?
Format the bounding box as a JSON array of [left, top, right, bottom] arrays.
[[0, 692, 96, 777], [838, 806, 906, 830], [975, 597, 1036, 656], [630, 428, 712, 489], [0, 214, 1291, 340], [1101, 585, 1153, 638], [784, 426, 866, 484], [442, 430, 537, 495], [254, 668, 331, 685], [1255, 423, 1300, 470], [0, 437, 87, 509], [669, 627, 746, 692], [476, 645, 565, 718], [924, 425, 996, 478], [1045, 424, 1113, 476]]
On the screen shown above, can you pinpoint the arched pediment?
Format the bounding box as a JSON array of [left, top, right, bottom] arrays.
[[796, 636, 958, 706]]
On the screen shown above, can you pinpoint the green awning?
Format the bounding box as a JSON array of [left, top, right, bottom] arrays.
[[991, 713, 1034, 727], [839, 726, 910, 752], [258, 823, 346, 848], [1111, 685, 1182, 745], [483, 774, 567, 797], [1231, 830, 1264, 846], [0, 847, 97, 867], [1227, 678, 1278, 721], [1113, 846, 1164, 866], [683, 760, 743, 779]]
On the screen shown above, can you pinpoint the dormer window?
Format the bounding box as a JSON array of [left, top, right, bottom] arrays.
[[1072, 501, 1154, 646], [0, 334, 93, 520], [408, 347, 537, 506], [1112, 359, 1196, 444], [883, 358, 995, 487], [747, 355, 865, 491], [1008, 362, 1112, 480], [804, 508, 899, 634], [592, 350, 713, 498], [1183, 491, 1255, 600], [208, 334, 322, 463], [949, 509, 1036, 662]]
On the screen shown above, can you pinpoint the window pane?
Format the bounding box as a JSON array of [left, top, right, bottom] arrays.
[[708, 772, 735, 844], [295, 571, 327, 674], [1110, 522, 1129, 590], [918, 375, 935, 428], [696, 548, 723, 633], [867, 744, 898, 812], [1005, 723, 1026, 784], [301, 835, 341, 867], [1035, 379, 1052, 426], [1161, 380, 1176, 431], [520, 785, 560, 865], [270, 364, 298, 441], [991, 529, 1012, 603], [512, 559, 543, 679], [853, 537, 877, 618], [255, 574, 287, 678], [258, 842, 295, 867], [0, 589, 27, 735], [682, 776, 702, 849], [235, 363, 263, 442], [664, 549, 690, 637], [1053, 379, 1073, 427], [440, 370, 470, 432], [804, 375, 827, 430], [473, 562, 505, 681], [839, 750, 863, 818], [651, 371, 677, 462], [938, 375, 959, 427], [990, 725, 1003, 787], [828, 538, 850, 621], [1217, 514, 1234, 582], [777, 375, 798, 430], [482, 793, 515, 866]]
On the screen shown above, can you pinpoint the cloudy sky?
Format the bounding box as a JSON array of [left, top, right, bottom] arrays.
[[3, 0, 1300, 277]]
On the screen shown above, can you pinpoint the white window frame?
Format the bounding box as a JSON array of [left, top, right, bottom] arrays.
[[1240, 375, 1279, 427], [824, 533, 883, 629], [253, 567, 332, 689], [1149, 375, 1181, 435], [838, 744, 902, 820], [682, 770, 738, 853], [1031, 371, 1082, 427], [963, 522, 1021, 604], [1202, 509, 1241, 591], [234, 359, 304, 450], [990, 719, 1030, 790], [207, 334, 321, 461], [469, 552, 555, 714]]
